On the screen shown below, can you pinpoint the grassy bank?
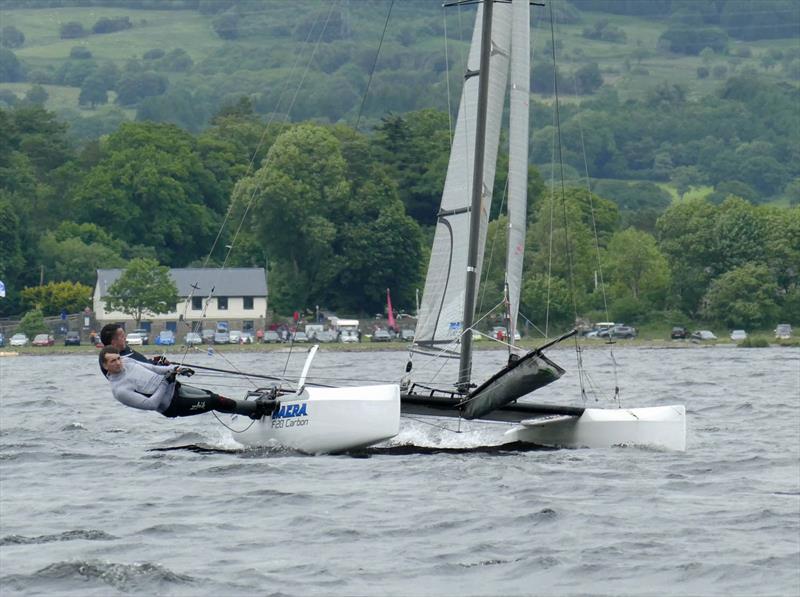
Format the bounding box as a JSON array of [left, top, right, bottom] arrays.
[[2, 335, 797, 357]]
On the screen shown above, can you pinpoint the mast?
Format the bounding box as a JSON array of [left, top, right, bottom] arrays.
[[458, 0, 494, 391]]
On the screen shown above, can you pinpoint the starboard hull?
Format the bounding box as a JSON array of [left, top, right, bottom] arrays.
[[503, 405, 687, 451], [232, 384, 401, 454]]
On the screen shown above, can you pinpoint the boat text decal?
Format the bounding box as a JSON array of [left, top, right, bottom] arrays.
[[271, 402, 309, 429]]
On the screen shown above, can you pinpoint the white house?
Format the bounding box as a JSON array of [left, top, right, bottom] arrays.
[[93, 268, 268, 333]]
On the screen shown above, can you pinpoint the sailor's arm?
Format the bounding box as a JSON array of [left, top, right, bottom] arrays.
[[127, 359, 174, 376], [112, 377, 176, 411]]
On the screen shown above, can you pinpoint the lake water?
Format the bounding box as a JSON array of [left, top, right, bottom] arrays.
[[1, 345, 799, 596]]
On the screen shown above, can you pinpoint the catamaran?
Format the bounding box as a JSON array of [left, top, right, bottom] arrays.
[[223, 0, 686, 454]]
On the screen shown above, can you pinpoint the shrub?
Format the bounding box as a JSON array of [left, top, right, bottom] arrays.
[[738, 336, 769, 347], [70, 46, 92, 59], [143, 48, 165, 60], [60, 22, 87, 39], [92, 17, 132, 35], [18, 309, 49, 337]]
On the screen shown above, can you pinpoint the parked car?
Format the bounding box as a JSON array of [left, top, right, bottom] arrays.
[[32, 334, 55, 347], [670, 326, 688, 340], [340, 330, 359, 343], [263, 330, 282, 343], [201, 329, 215, 344], [64, 331, 81, 346], [184, 332, 203, 346], [292, 331, 309, 343], [126, 332, 144, 346], [0, 332, 4, 347], [314, 330, 336, 343], [400, 328, 415, 341], [156, 330, 175, 346], [730, 330, 748, 341], [598, 324, 637, 339], [240, 332, 254, 344], [214, 331, 230, 344], [132, 328, 150, 345], [691, 330, 717, 341], [775, 324, 793, 339], [371, 329, 392, 342], [9, 333, 28, 347], [229, 330, 242, 344]]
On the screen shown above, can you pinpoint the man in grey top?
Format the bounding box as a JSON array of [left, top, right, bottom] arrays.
[[100, 346, 277, 419]]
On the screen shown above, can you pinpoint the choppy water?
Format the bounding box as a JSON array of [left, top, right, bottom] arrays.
[[1, 345, 799, 596]]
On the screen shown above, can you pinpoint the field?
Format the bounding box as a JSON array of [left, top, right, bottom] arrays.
[[2, 4, 797, 116]]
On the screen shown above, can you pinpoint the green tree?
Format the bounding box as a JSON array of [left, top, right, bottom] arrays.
[[605, 228, 670, 307], [656, 197, 718, 316], [115, 72, 168, 105], [71, 121, 224, 265], [59, 22, 87, 39], [0, 48, 24, 82], [520, 273, 574, 332], [24, 84, 48, 106], [103, 258, 178, 325], [79, 75, 109, 108], [238, 123, 349, 309], [0, 194, 24, 284], [18, 309, 48, 337], [1, 26, 25, 49], [38, 233, 126, 286], [20, 281, 92, 315], [703, 263, 779, 328]]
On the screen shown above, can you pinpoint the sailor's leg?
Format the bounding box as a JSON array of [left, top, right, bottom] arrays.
[[162, 384, 278, 419]]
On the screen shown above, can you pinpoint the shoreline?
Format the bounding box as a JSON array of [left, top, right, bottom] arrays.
[[1, 337, 796, 357]]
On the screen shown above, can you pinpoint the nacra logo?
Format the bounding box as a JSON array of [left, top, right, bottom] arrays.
[[274, 403, 308, 419]]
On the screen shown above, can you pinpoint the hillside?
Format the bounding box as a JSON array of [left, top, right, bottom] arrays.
[[1, 0, 798, 133]]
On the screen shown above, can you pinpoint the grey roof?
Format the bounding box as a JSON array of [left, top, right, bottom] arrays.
[[96, 268, 267, 298]]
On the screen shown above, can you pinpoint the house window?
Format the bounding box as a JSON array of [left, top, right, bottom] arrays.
[[192, 296, 203, 310], [218, 297, 228, 310], [243, 320, 254, 331], [243, 296, 254, 310]]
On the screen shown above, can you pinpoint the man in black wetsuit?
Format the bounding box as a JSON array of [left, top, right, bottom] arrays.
[[99, 323, 168, 377]]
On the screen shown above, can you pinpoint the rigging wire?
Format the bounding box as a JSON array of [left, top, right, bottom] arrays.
[[167, 4, 342, 407], [354, 0, 394, 131], [547, 0, 588, 402]]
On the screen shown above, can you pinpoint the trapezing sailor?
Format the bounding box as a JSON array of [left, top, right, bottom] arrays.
[[99, 346, 279, 420]]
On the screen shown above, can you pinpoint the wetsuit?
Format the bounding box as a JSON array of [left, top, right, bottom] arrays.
[[107, 359, 269, 419]]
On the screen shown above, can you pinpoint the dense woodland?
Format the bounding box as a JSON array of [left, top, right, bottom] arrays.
[[0, 0, 798, 332]]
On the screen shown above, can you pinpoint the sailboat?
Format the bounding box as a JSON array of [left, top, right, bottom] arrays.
[[398, 0, 686, 451], [229, 0, 684, 453]]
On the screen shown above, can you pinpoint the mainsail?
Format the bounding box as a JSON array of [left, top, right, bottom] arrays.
[[406, 0, 565, 421], [414, 2, 511, 349]]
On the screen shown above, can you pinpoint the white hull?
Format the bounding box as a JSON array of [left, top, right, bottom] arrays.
[[504, 405, 687, 451], [232, 384, 400, 454]]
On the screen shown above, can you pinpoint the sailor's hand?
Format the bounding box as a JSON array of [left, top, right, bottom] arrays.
[[177, 367, 195, 377]]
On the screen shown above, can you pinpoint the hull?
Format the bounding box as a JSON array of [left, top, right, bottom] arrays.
[[233, 384, 400, 454], [504, 405, 687, 451]]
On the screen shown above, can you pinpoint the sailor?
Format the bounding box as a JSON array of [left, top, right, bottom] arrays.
[[99, 346, 278, 419], [99, 323, 168, 377]]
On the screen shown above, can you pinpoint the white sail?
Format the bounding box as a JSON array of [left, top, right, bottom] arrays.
[[506, 0, 531, 343], [415, 4, 512, 347]]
